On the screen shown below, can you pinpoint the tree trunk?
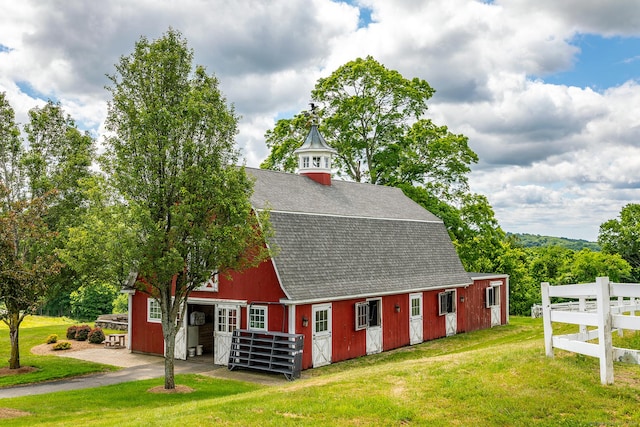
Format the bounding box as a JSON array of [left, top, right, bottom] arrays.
[[8, 313, 21, 369], [162, 321, 177, 390]]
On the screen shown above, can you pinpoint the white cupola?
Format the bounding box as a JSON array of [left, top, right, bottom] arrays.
[[293, 104, 337, 186]]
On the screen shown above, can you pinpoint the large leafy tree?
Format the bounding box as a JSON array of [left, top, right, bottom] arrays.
[[104, 29, 270, 390], [0, 186, 61, 369], [262, 56, 477, 202], [262, 57, 504, 274], [0, 93, 62, 369], [21, 100, 95, 316], [599, 204, 640, 281]]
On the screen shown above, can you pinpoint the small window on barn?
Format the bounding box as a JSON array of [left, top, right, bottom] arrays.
[[302, 156, 310, 168], [249, 305, 268, 331], [438, 290, 456, 316], [147, 298, 161, 323], [486, 286, 500, 308], [355, 302, 368, 330], [368, 299, 381, 327], [315, 308, 329, 333], [312, 156, 321, 167]]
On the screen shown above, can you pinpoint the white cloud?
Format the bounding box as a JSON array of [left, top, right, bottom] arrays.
[[1, 0, 639, 241]]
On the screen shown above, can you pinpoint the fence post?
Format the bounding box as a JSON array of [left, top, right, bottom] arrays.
[[595, 277, 614, 385], [541, 282, 553, 358], [617, 296, 624, 337], [579, 297, 587, 338]]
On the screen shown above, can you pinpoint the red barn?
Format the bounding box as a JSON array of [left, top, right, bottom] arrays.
[[126, 123, 509, 370]]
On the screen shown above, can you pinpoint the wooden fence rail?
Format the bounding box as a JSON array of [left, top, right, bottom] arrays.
[[541, 277, 640, 384]]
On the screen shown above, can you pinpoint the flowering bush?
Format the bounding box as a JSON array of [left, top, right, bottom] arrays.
[[74, 325, 92, 341], [66, 326, 77, 340], [88, 327, 105, 344], [46, 334, 58, 344], [53, 342, 72, 351]]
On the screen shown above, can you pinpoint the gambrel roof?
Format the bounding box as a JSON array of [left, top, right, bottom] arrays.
[[247, 168, 472, 303]]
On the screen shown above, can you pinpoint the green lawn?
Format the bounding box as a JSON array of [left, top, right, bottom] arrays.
[[0, 316, 639, 426], [0, 316, 118, 387]]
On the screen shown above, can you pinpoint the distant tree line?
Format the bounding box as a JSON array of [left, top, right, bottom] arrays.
[[509, 233, 601, 251]]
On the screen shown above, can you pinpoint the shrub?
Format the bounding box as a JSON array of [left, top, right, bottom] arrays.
[[53, 342, 71, 351], [88, 327, 105, 344], [75, 325, 92, 341], [66, 325, 78, 340], [46, 334, 58, 344]]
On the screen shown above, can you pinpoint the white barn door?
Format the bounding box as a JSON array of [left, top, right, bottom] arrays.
[[409, 293, 423, 345], [366, 298, 383, 354], [214, 305, 239, 365], [439, 290, 457, 337], [487, 284, 501, 327], [173, 302, 187, 360], [312, 304, 332, 367]]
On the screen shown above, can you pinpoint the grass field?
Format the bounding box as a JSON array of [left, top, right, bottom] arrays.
[[0, 316, 639, 426], [0, 316, 118, 387]]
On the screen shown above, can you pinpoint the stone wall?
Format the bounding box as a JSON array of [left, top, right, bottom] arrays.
[[95, 314, 128, 331]]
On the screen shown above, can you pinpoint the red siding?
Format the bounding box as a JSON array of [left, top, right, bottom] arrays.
[[130, 291, 164, 355], [331, 300, 366, 363], [382, 295, 409, 351], [191, 259, 285, 303], [423, 289, 448, 340]]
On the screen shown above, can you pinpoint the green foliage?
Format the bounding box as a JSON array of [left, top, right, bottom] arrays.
[[104, 28, 271, 389], [88, 327, 105, 344], [69, 282, 119, 321], [511, 232, 600, 251], [66, 325, 77, 340], [52, 341, 71, 351], [45, 334, 58, 344], [112, 293, 128, 314], [74, 325, 91, 341], [599, 203, 640, 281], [262, 56, 477, 202]]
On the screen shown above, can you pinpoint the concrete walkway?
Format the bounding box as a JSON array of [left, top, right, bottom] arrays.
[[0, 348, 290, 399]]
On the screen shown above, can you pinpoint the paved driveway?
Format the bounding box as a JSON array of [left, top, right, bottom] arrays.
[[0, 347, 290, 398]]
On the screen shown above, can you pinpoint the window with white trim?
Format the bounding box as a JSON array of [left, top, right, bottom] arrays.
[[315, 308, 329, 332], [147, 298, 161, 323], [355, 302, 368, 331], [312, 156, 321, 167], [355, 299, 381, 330], [302, 156, 310, 168], [217, 307, 238, 333], [411, 295, 421, 317], [486, 286, 500, 308], [248, 305, 268, 331], [438, 290, 456, 316], [196, 270, 219, 292]]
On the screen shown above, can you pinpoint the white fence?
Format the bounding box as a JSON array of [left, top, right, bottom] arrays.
[[541, 277, 640, 384]]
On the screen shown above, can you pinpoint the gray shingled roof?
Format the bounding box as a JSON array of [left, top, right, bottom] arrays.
[[246, 168, 471, 302]]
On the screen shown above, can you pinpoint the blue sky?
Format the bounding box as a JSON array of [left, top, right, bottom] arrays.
[[1, 0, 640, 241], [546, 35, 640, 89]]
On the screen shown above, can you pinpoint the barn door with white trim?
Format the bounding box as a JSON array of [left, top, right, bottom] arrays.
[[409, 293, 423, 345], [487, 285, 501, 327], [366, 298, 383, 354], [312, 304, 332, 367], [173, 301, 187, 360], [214, 305, 238, 365], [439, 290, 457, 337]]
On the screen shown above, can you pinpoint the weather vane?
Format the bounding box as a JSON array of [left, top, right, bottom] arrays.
[[306, 102, 319, 126]]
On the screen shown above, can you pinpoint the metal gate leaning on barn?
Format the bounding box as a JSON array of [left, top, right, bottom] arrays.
[[541, 277, 640, 384]]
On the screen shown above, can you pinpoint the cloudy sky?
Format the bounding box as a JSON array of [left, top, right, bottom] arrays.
[[1, 0, 639, 241]]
